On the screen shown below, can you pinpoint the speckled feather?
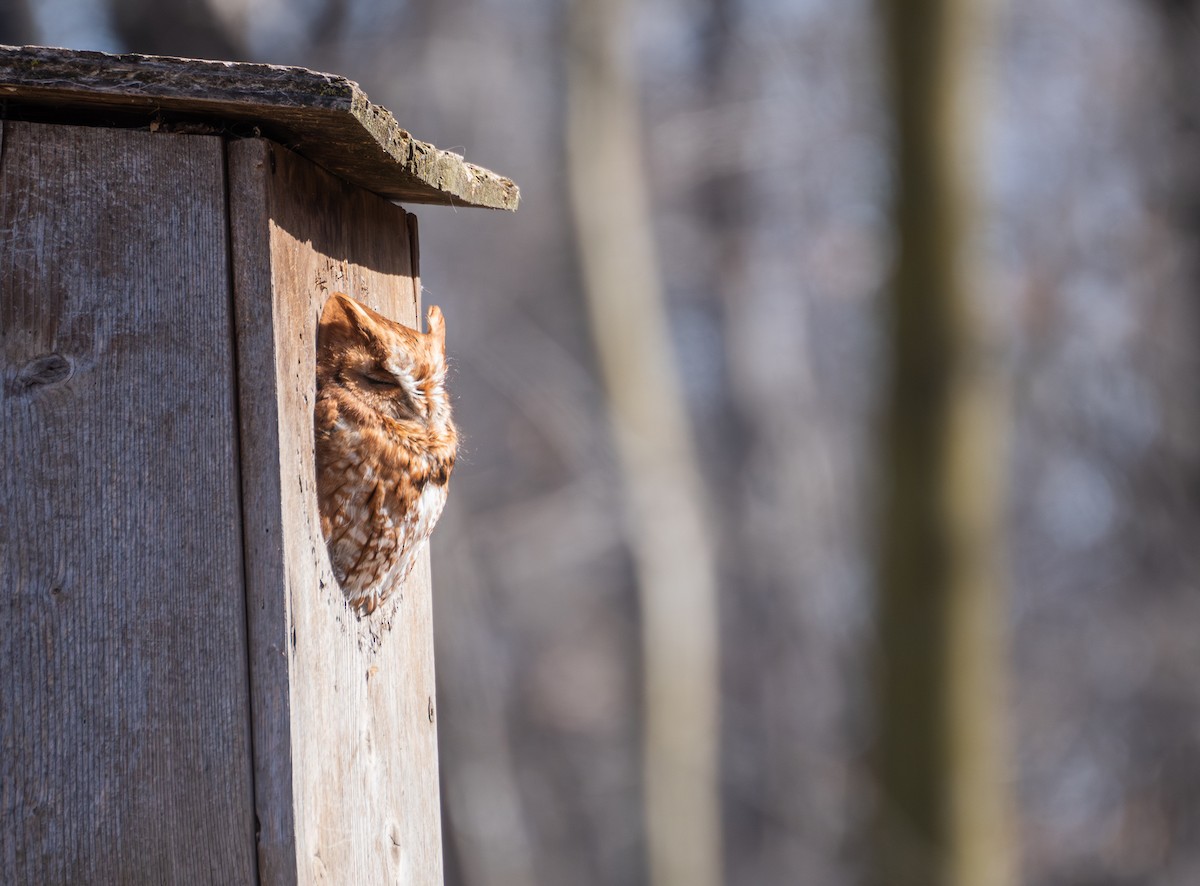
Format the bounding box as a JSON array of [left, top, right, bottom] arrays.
[[315, 292, 457, 615]]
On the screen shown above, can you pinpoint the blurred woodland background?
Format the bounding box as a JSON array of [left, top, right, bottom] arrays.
[[3, 0, 1199, 883]]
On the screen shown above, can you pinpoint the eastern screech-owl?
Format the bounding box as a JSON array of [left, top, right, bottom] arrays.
[[315, 292, 458, 615]]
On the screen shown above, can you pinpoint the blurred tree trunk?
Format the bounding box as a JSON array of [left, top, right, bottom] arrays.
[[1152, 1, 1200, 295], [108, 0, 246, 60], [871, 1, 1015, 885], [565, 1, 723, 885], [308, 0, 349, 48], [0, 0, 33, 45]]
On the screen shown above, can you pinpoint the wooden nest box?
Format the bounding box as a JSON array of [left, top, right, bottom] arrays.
[[0, 45, 517, 884]]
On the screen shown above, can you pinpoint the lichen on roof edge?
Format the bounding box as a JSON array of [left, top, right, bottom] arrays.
[[0, 44, 520, 211]]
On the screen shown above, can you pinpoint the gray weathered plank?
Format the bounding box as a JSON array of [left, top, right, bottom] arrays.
[[0, 121, 258, 883], [0, 43, 519, 211], [228, 137, 442, 885]]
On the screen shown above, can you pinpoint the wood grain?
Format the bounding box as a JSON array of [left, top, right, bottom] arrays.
[[0, 43, 519, 211], [0, 121, 257, 882], [229, 137, 442, 885]]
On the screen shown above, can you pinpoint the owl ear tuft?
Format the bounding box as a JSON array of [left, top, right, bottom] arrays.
[[324, 292, 373, 335], [322, 293, 394, 360], [425, 305, 446, 351]]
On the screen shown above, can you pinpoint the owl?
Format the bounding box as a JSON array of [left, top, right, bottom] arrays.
[[314, 292, 458, 615]]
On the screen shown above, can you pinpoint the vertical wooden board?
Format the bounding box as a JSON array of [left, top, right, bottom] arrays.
[[0, 122, 257, 883], [228, 138, 442, 885]]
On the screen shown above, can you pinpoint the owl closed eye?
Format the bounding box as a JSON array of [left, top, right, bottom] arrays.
[[314, 292, 458, 615]]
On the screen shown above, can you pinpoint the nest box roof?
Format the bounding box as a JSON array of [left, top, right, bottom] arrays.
[[0, 44, 519, 211]]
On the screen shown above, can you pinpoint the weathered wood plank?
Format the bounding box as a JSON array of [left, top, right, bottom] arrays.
[[0, 43, 519, 211], [0, 121, 257, 883], [229, 137, 442, 885]]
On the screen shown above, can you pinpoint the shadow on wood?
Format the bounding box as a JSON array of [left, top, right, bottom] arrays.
[[0, 45, 517, 886]]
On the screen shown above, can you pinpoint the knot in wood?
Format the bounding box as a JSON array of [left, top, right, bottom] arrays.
[[16, 353, 73, 389]]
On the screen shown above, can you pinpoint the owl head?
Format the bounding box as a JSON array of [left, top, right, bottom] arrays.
[[317, 292, 451, 428]]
